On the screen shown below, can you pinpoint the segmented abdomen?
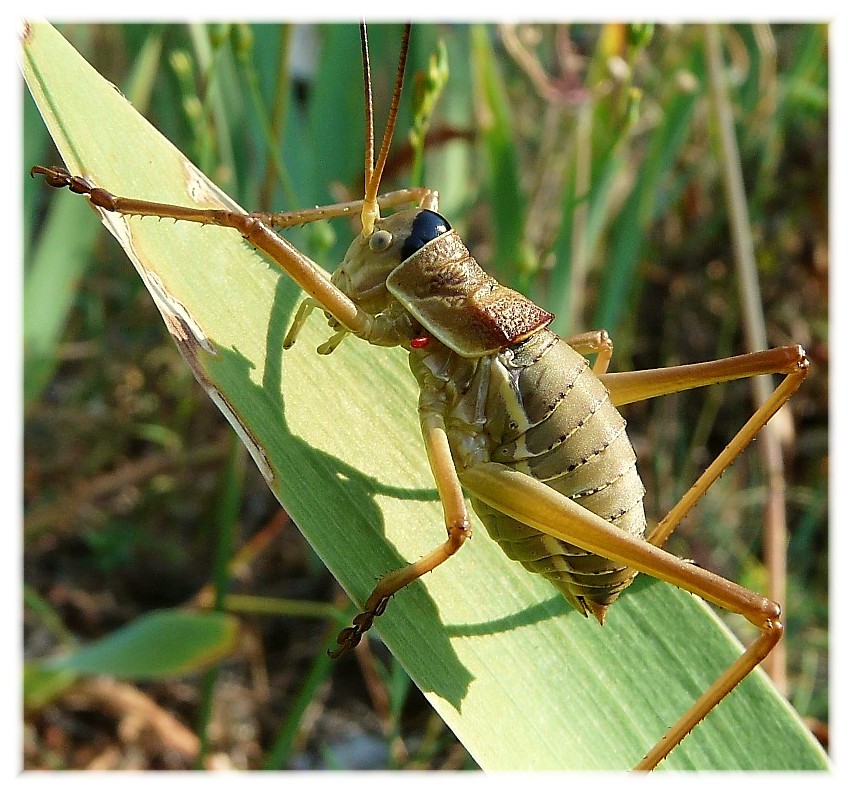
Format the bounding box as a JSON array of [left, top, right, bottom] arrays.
[[473, 330, 646, 617]]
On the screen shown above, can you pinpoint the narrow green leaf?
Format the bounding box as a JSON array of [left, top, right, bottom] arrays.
[[39, 610, 240, 679], [594, 51, 702, 332], [24, 664, 79, 711], [22, 22, 827, 771], [23, 26, 165, 407], [470, 25, 530, 286], [24, 191, 100, 405]]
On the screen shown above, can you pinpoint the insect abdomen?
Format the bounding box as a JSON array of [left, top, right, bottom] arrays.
[[474, 330, 646, 617]]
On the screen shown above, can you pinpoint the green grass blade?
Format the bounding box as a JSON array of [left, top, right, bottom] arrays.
[[24, 191, 100, 405], [593, 50, 702, 333], [38, 609, 240, 678], [24, 26, 165, 407], [21, 21, 827, 771], [470, 25, 531, 287]]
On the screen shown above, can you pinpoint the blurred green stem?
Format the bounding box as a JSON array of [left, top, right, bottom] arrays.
[[195, 438, 246, 767], [705, 23, 789, 693]]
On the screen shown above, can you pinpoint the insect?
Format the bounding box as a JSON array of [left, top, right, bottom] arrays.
[[26, 23, 817, 770]]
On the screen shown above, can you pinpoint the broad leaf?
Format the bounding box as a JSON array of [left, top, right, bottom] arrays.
[[21, 22, 828, 770]]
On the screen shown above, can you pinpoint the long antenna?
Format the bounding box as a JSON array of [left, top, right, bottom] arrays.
[[360, 23, 412, 236], [360, 23, 375, 205]]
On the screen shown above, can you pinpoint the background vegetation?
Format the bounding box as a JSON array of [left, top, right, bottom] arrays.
[[24, 23, 827, 769]]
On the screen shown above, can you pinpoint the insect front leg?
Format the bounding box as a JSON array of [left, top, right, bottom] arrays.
[[276, 188, 440, 352], [458, 461, 783, 770], [30, 166, 374, 342], [329, 387, 471, 657]]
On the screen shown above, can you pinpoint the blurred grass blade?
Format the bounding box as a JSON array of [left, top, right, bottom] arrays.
[[23, 665, 79, 711], [470, 25, 530, 286], [38, 610, 240, 678], [593, 51, 702, 332], [705, 24, 792, 690], [21, 22, 828, 770], [263, 634, 339, 769], [24, 192, 100, 406], [24, 26, 164, 407]]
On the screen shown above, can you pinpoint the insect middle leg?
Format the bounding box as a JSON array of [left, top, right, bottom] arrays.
[[329, 394, 472, 657], [563, 329, 614, 374]]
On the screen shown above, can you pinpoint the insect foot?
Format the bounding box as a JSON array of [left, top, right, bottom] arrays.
[[32, 166, 122, 216], [328, 595, 391, 658], [30, 165, 139, 216], [32, 165, 101, 202]]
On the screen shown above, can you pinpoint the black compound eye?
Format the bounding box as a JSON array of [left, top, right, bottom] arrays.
[[400, 210, 451, 261], [369, 228, 393, 253]]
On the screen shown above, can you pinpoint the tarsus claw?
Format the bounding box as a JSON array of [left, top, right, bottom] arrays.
[[328, 596, 390, 658]]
